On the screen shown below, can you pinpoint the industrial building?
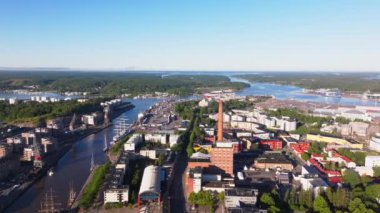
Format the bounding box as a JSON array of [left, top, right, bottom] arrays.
[[369, 133, 380, 152], [258, 139, 283, 151], [0, 143, 10, 159], [211, 100, 235, 177], [224, 188, 259, 210], [365, 155, 380, 168], [253, 152, 293, 171], [104, 151, 129, 204], [305, 134, 363, 149], [138, 165, 162, 208], [124, 134, 142, 151], [82, 112, 104, 126]]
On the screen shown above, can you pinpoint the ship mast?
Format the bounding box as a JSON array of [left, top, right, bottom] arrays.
[[114, 118, 128, 137], [90, 152, 95, 171], [67, 182, 76, 208], [38, 188, 61, 213], [33, 134, 44, 168], [104, 135, 108, 150]]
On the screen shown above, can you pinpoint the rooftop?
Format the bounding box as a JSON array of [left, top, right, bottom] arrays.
[[255, 152, 292, 164], [225, 188, 258, 197]]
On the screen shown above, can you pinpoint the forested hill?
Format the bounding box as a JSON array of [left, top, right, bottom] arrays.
[[0, 71, 248, 96], [238, 72, 380, 92], [0, 98, 108, 125]]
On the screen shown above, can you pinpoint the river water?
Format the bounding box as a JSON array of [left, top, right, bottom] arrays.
[[5, 98, 160, 213], [229, 76, 379, 107]]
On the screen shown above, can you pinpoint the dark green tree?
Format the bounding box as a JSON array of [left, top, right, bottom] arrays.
[[313, 196, 331, 213]]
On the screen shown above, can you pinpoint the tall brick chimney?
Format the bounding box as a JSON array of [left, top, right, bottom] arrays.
[[217, 100, 223, 142]]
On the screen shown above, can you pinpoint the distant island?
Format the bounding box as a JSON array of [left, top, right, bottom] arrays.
[[238, 72, 380, 92], [0, 71, 248, 97]]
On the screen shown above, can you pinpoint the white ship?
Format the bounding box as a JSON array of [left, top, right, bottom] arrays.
[[90, 152, 95, 171], [315, 88, 341, 98], [112, 118, 130, 143], [103, 135, 108, 152], [48, 168, 54, 176]]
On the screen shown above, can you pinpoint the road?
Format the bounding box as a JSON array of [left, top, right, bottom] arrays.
[[162, 144, 189, 213]]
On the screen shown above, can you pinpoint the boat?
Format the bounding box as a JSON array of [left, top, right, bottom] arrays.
[[315, 88, 342, 98], [103, 135, 109, 152], [112, 118, 130, 142], [90, 152, 95, 171], [38, 188, 62, 213], [324, 89, 341, 98], [67, 182, 76, 208], [48, 168, 54, 176]]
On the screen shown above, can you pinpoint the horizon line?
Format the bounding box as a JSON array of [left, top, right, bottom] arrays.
[[0, 67, 379, 73]]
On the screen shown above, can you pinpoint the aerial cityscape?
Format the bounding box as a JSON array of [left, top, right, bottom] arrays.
[[1, 1, 380, 213]]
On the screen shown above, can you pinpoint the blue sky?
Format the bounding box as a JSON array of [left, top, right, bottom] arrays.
[[0, 0, 379, 71]]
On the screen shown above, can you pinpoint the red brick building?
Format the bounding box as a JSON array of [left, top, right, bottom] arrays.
[[259, 139, 283, 150], [211, 146, 234, 176]]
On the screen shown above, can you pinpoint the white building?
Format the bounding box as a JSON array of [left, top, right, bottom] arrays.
[[369, 134, 380, 152], [340, 109, 372, 122], [139, 166, 161, 204], [139, 149, 168, 159], [104, 188, 129, 203], [231, 114, 246, 122], [192, 168, 203, 193], [9, 98, 18, 104], [340, 122, 369, 137], [204, 128, 215, 136], [198, 99, 210, 107], [145, 133, 166, 144], [230, 121, 259, 131], [82, 112, 103, 126], [224, 188, 258, 209], [300, 177, 328, 196], [365, 156, 380, 168], [168, 134, 180, 147], [276, 117, 297, 132], [124, 134, 142, 151], [354, 167, 374, 177]]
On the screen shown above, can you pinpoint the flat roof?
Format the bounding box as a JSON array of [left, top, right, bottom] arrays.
[[225, 188, 258, 197], [255, 152, 291, 164], [227, 207, 260, 213]]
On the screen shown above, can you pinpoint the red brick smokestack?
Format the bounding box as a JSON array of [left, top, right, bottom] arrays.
[[217, 100, 223, 142]]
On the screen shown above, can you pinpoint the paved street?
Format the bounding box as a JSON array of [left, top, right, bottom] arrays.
[[162, 138, 189, 213]]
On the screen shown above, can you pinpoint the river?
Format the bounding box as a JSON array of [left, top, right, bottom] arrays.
[[229, 76, 379, 107], [5, 98, 160, 213]]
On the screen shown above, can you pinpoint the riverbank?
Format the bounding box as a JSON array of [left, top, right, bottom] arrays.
[[0, 126, 109, 213], [230, 77, 380, 107], [0, 105, 135, 213]]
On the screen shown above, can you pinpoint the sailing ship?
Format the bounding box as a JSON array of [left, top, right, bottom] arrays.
[[103, 135, 108, 152], [90, 152, 95, 171], [38, 188, 61, 213], [67, 182, 76, 208], [112, 118, 130, 143]]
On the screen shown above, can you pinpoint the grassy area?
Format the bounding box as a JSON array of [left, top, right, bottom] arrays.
[[128, 158, 154, 204], [110, 135, 131, 156], [79, 161, 111, 209]]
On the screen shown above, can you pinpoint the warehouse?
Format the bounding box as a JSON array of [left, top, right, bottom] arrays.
[[138, 165, 162, 208]]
